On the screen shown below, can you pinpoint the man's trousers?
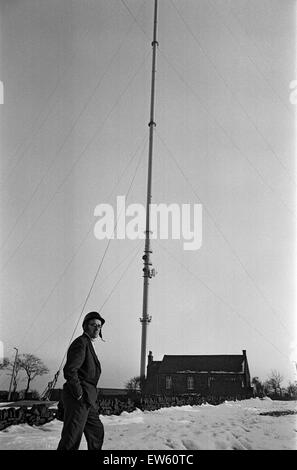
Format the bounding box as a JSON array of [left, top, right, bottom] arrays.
[[57, 388, 104, 450]]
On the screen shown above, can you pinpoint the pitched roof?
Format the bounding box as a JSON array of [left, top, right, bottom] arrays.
[[157, 355, 245, 374]]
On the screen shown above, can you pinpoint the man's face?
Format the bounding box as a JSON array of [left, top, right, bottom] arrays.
[[85, 319, 102, 339]]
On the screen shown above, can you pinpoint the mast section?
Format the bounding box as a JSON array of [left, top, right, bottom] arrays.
[[140, 0, 158, 379]]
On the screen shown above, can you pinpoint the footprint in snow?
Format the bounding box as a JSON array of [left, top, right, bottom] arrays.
[[181, 439, 200, 450]]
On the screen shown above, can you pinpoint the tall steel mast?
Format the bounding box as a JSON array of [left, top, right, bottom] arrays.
[[140, 0, 158, 380]]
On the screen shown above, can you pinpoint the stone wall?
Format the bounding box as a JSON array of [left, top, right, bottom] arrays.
[[0, 393, 253, 431], [0, 404, 56, 431]]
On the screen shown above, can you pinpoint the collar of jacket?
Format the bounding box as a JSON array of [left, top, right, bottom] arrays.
[[82, 332, 100, 367], [83, 332, 95, 343]]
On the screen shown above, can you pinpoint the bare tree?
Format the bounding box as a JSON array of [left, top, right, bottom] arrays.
[[286, 381, 297, 398], [18, 354, 49, 394], [1, 357, 22, 396], [0, 357, 9, 371], [262, 380, 272, 395], [125, 376, 145, 393], [251, 376, 264, 396], [267, 370, 284, 396]]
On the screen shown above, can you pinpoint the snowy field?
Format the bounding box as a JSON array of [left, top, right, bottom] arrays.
[[0, 398, 296, 450]]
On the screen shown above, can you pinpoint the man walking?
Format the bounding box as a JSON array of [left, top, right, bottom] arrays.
[[57, 311, 105, 450]]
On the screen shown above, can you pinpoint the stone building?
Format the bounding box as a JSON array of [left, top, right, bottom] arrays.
[[143, 350, 253, 398]]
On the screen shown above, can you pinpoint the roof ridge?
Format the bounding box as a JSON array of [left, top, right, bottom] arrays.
[[163, 354, 243, 358]]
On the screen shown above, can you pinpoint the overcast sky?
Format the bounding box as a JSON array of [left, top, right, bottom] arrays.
[[0, 0, 296, 392]]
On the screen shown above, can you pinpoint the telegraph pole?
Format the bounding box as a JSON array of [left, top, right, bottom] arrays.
[[140, 0, 158, 380], [7, 347, 18, 401]]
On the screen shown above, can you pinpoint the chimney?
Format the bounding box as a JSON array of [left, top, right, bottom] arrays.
[[148, 351, 153, 364]]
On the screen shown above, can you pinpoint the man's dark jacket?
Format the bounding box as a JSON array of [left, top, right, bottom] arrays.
[[63, 333, 101, 408]]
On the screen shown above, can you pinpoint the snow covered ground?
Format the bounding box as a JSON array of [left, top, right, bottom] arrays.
[[0, 398, 296, 450]]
